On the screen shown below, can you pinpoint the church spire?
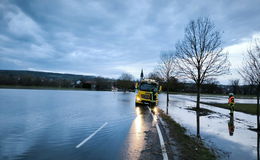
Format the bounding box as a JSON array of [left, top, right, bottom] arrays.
[[140, 69, 144, 81]]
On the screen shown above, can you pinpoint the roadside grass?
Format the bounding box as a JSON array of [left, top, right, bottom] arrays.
[[201, 102, 257, 115], [159, 109, 216, 160]]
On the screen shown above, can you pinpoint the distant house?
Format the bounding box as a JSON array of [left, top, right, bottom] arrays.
[[73, 80, 82, 88], [76, 80, 81, 85]]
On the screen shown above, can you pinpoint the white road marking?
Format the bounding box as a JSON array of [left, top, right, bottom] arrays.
[[76, 122, 108, 148], [148, 107, 169, 160]]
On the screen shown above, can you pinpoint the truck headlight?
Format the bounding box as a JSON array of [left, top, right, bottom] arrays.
[[136, 96, 141, 102]]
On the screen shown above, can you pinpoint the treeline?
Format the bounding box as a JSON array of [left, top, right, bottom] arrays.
[[108, 72, 258, 95], [0, 74, 72, 87], [0, 70, 107, 89], [0, 70, 257, 95], [156, 77, 257, 95], [0, 70, 132, 91]]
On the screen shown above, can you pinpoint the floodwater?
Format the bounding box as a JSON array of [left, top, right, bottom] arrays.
[[158, 94, 259, 160], [1, 89, 258, 160], [0, 89, 161, 160], [200, 94, 256, 104]]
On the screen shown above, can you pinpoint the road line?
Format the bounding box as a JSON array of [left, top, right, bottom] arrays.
[[148, 107, 169, 160], [76, 122, 108, 148]]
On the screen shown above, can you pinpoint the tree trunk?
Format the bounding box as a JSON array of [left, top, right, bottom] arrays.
[[196, 83, 201, 109], [257, 85, 259, 131], [166, 80, 169, 114]]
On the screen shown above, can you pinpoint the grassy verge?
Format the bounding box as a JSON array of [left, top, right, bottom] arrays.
[[201, 102, 257, 115], [158, 109, 216, 160]]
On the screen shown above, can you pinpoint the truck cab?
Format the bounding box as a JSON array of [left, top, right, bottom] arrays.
[[135, 79, 161, 106]]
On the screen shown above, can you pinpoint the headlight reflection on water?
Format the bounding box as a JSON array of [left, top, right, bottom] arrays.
[[135, 107, 141, 115], [124, 107, 145, 159], [134, 107, 142, 133]]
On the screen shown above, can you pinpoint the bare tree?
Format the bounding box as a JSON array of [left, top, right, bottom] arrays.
[[147, 72, 163, 83], [117, 73, 134, 92], [230, 79, 240, 95], [156, 51, 177, 114], [239, 39, 260, 130], [175, 17, 230, 110]]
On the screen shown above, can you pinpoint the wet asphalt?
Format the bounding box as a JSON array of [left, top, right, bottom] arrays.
[[0, 89, 163, 160]]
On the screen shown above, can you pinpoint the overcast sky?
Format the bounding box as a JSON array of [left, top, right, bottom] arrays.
[[0, 0, 260, 84]]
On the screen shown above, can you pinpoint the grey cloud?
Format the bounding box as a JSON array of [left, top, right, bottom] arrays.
[[0, 0, 260, 81]]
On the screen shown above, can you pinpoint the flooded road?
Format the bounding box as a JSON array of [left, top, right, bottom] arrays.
[[158, 94, 258, 160], [1, 89, 258, 160], [0, 89, 162, 160]]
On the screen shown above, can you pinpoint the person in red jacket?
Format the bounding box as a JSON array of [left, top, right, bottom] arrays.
[[228, 93, 235, 115]]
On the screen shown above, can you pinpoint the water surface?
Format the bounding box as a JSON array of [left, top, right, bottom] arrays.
[[0, 89, 155, 160]]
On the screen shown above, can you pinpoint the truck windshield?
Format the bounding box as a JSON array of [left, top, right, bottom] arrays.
[[139, 83, 158, 92]]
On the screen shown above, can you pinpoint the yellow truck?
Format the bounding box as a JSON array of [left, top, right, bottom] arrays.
[[135, 79, 161, 106]]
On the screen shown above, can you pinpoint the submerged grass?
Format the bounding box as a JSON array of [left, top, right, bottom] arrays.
[[158, 109, 216, 160], [186, 107, 215, 116], [201, 102, 258, 115]]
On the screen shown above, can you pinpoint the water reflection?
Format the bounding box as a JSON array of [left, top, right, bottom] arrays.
[[134, 107, 143, 133], [228, 112, 235, 136], [124, 106, 147, 160], [196, 110, 200, 138], [0, 90, 142, 160], [257, 132, 260, 160], [195, 109, 236, 138]]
